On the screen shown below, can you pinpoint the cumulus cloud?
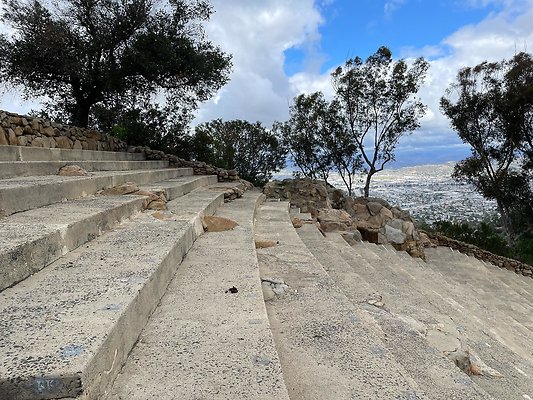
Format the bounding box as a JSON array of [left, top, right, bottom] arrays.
[[194, 0, 324, 126]]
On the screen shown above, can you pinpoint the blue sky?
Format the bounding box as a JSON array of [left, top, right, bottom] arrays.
[[1, 0, 533, 166]]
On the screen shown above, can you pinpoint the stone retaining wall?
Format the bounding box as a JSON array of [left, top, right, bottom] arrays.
[[0, 109, 242, 183], [426, 232, 533, 278], [0, 110, 126, 151]]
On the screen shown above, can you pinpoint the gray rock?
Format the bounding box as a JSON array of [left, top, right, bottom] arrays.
[[385, 225, 407, 245]]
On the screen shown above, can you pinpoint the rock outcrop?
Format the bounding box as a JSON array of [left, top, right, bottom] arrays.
[[264, 178, 425, 258]]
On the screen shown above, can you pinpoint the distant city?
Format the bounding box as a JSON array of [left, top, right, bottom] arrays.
[[273, 162, 498, 224]]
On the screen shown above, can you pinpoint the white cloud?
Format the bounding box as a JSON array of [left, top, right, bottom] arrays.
[[384, 0, 406, 17], [194, 0, 324, 126]]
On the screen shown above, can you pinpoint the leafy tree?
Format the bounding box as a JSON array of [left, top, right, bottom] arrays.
[[0, 0, 231, 128], [275, 93, 335, 184], [432, 220, 511, 258], [332, 46, 429, 197], [276, 92, 362, 195], [192, 119, 286, 186], [441, 53, 533, 243]]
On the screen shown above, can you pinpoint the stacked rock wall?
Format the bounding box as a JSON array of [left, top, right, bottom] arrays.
[[0, 110, 242, 184], [0, 110, 126, 151]]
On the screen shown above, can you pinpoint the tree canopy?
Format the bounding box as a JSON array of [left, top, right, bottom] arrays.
[[332, 46, 428, 197], [192, 119, 286, 186], [0, 0, 231, 128], [276, 92, 362, 195], [441, 52, 533, 244]]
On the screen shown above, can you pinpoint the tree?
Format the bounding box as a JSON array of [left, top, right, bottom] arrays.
[[332, 46, 429, 197], [0, 0, 231, 128], [276, 92, 362, 195], [192, 119, 286, 186], [441, 53, 533, 244]]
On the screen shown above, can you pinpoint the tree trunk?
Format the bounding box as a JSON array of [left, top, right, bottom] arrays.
[[71, 102, 91, 128], [363, 170, 375, 198], [496, 200, 516, 246]]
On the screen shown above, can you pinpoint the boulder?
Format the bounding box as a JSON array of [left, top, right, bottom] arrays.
[[100, 182, 139, 195], [385, 225, 407, 245], [202, 215, 238, 232], [58, 165, 88, 177], [367, 201, 383, 216]]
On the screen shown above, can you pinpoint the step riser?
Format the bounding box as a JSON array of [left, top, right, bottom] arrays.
[[162, 175, 219, 199], [0, 168, 192, 216], [0, 161, 170, 179], [0, 146, 145, 161]]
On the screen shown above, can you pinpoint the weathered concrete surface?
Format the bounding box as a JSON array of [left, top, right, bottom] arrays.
[[0, 175, 214, 291], [0, 188, 224, 400], [332, 238, 533, 399], [255, 201, 425, 400], [0, 145, 145, 162], [296, 223, 493, 399], [0, 168, 193, 216], [106, 191, 290, 400], [0, 160, 170, 179]]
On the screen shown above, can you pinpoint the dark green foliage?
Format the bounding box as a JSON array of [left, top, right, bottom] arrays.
[[427, 219, 533, 266], [432, 220, 511, 258], [332, 46, 429, 197], [514, 237, 533, 266], [0, 0, 231, 128], [275, 92, 362, 195], [441, 53, 533, 243], [191, 119, 286, 186]]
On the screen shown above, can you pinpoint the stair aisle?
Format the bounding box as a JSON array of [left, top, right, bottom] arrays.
[[295, 223, 493, 400], [255, 201, 426, 400], [323, 234, 533, 399], [106, 190, 289, 400]]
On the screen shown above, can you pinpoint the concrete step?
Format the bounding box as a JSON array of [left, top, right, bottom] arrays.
[[425, 247, 533, 330], [0, 160, 170, 179], [255, 201, 427, 399], [0, 175, 217, 291], [336, 239, 533, 399], [296, 225, 493, 399], [0, 187, 224, 400], [107, 191, 290, 400], [0, 167, 193, 216], [430, 248, 533, 306], [0, 145, 145, 162], [481, 259, 533, 299]]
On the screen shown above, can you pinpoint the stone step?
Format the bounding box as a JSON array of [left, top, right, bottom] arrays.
[[0, 160, 170, 179], [425, 247, 533, 329], [0, 187, 224, 400], [106, 191, 290, 400], [371, 244, 533, 352], [0, 167, 193, 216], [254, 201, 427, 399], [481, 259, 533, 299], [433, 248, 533, 305], [0, 145, 145, 162], [296, 224, 493, 399], [0, 175, 217, 291], [336, 239, 533, 399]]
